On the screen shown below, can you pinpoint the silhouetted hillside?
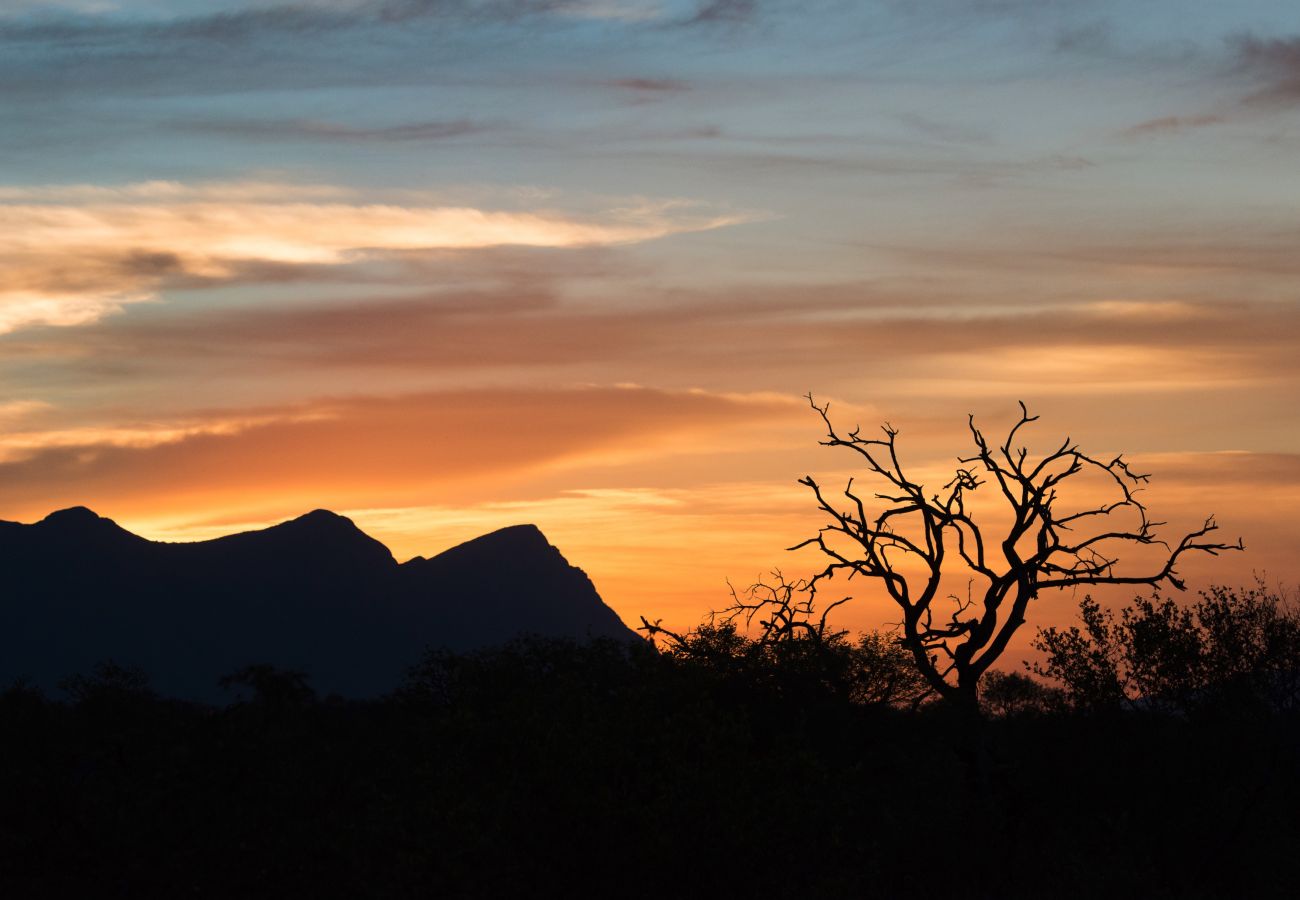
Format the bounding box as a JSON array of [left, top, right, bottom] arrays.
[[0, 507, 635, 699]]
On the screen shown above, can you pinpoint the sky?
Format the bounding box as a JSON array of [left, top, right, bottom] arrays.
[[2, 0, 1299, 656]]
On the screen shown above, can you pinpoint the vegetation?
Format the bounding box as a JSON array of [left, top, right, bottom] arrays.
[[1034, 581, 1300, 716], [641, 571, 931, 709], [4, 587, 1300, 898]]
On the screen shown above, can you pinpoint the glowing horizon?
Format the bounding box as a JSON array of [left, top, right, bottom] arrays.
[[2, 1, 1298, 661]]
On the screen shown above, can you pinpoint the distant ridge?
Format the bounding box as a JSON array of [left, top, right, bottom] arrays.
[[0, 508, 637, 700]]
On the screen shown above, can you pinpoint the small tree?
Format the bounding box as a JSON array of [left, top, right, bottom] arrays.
[[787, 397, 1241, 708]]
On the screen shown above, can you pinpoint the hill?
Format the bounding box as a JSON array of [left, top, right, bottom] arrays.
[[0, 507, 636, 699]]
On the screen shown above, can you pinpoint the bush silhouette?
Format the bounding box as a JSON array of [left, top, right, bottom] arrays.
[[1033, 582, 1300, 715]]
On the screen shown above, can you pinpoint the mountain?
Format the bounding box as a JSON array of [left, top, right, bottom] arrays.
[[0, 507, 638, 701]]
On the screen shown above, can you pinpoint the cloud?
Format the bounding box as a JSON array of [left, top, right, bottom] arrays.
[[0, 0, 659, 45], [0, 181, 355, 202], [1118, 113, 1224, 138], [679, 0, 755, 27], [13, 271, 1299, 412], [0, 0, 689, 100], [0, 180, 749, 334], [1084, 32, 1300, 135], [0, 409, 332, 463], [180, 117, 491, 143], [1053, 20, 1113, 55], [603, 77, 690, 92], [0, 400, 52, 427], [552, 0, 668, 22], [0, 384, 797, 519], [1231, 34, 1300, 107]]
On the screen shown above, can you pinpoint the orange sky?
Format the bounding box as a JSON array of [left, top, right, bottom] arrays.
[[2, 1, 1298, 668]]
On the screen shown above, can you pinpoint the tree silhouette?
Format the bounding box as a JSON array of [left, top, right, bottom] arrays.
[[1033, 582, 1300, 714], [218, 664, 317, 709], [785, 397, 1242, 707]]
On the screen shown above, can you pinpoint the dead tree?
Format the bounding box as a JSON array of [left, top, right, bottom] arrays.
[[788, 397, 1242, 707]]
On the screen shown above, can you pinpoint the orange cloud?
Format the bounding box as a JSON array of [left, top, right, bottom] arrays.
[[18, 279, 1300, 399], [0, 385, 798, 524]]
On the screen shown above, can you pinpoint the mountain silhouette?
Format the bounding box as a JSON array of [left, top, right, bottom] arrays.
[[0, 507, 637, 700]]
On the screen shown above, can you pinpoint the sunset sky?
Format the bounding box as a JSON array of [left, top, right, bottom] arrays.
[[2, 1, 1298, 653]]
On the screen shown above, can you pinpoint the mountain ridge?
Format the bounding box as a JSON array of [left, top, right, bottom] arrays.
[[0, 507, 637, 701]]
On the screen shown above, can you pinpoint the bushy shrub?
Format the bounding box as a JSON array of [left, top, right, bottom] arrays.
[[1033, 582, 1300, 715]]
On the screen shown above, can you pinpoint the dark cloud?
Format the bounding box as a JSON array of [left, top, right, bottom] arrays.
[[0, 2, 559, 43], [0, 0, 761, 109], [0, 1, 607, 98], [681, 0, 757, 27], [1084, 33, 1300, 136], [603, 77, 691, 93], [181, 117, 490, 143], [1, 4, 349, 44], [1054, 21, 1114, 55], [604, 143, 1094, 184], [0, 0, 702, 48], [892, 112, 992, 146], [1231, 34, 1300, 106], [1118, 114, 1224, 138]]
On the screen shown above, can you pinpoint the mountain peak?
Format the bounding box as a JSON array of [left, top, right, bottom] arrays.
[[30, 506, 144, 548], [477, 523, 548, 547], [429, 523, 554, 561], [285, 508, 359, 530], [219, 508, 396, 567], [39, 506, 132, 535], [41, 506, 104, 525], [265, 508, 378, 544]]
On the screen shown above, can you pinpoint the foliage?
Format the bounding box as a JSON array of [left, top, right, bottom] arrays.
[[4, 640, 1300, 898], [219, 664, 318, 709], [979, 670, 1066, 717], [58, 660, 154, 706], [1033, 582, 1300, 715], [641, 571, 931, 709], [657, 620, 931, 709]]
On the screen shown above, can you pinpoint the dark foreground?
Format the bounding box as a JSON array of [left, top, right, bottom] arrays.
[[2, 638, 1298, 899]]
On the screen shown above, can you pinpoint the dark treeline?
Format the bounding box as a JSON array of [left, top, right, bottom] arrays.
[[3, 587, 1300, 898]]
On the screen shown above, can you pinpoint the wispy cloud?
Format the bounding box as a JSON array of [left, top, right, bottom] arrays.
[[0, 384, 798, 517], [180, 117, 491, 143], [602, 77, 690, 92], [14, 272, 1298, 408], [678, 0, 754, 27], [0, 408, 333, 464], [0, 180, 751, 334], [1118, 113, 1224, 138]]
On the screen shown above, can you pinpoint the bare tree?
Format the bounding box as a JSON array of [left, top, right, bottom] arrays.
[[787, 397, 1242, 707]]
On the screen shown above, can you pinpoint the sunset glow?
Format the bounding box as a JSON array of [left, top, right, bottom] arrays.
[[2, 0, 1298, 662]]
